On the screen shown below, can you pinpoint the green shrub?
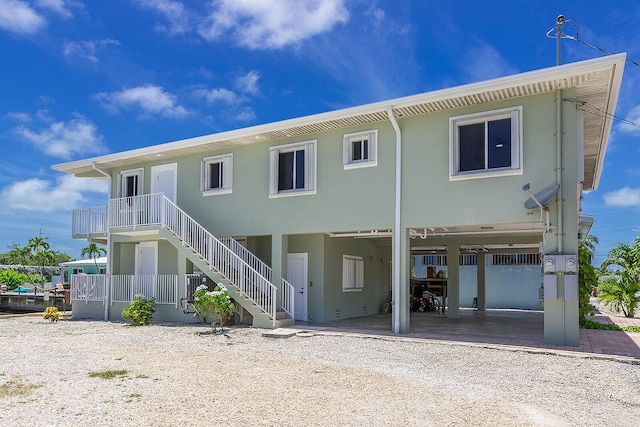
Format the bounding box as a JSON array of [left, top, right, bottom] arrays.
[[622, 326, 640, 333], [0, 269, 29, 290], [193, 283, 236, 333], [121, 294, 156, 326]]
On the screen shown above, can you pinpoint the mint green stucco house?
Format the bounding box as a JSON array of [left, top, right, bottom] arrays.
[[53, 54, 625, 346]]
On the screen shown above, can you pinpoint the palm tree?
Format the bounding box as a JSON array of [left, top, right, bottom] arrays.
[[598, 236, 640, 318], [28, 236, 51, 288], [8, 244, 32, 274], [81, 243, 107, 272]]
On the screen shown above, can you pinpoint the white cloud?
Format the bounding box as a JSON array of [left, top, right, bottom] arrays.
[[234, 109, 256, 122], [464, 42, 517, 82], [603, 187, 640, 207], [195, 87, 239, 104], [63, 39, 120, 63], [0, 174, 108, 213], [235, 70, 260, 95], [16, 116, 107, 159], [0, 0, 46, 35], [36, 0, 73, 18], [138, 0, 190, 35], [3, 111, 32, 122], [95, 85, 190, 119], [198, 0, 349, 49], [619, 104, 640, 135]]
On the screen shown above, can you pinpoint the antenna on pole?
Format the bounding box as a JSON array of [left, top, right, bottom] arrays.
[[555, 14, 565, 65]]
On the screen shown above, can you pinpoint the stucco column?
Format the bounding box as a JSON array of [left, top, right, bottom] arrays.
[[397, 228, 411, 333], [446, 244, 460, 318], [476, 252, 486, 311], [271, 234, 288, 292]]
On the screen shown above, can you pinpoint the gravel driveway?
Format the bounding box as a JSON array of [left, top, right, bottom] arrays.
[[1, 316, 639, 426]]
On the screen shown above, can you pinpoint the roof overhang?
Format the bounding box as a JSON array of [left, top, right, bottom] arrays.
[[52, 54, 626, 189]]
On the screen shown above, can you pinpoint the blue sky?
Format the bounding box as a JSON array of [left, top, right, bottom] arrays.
[[0, 0, 638, 263]]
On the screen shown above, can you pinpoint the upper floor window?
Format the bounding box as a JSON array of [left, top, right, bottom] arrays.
[[269, 140, 316, 197], [449, 106, 522, 180], [201, 154, 233, 196], [343, 130, 377, 169], [118, 168, 143, 198]]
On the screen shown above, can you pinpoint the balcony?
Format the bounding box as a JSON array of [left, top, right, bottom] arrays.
[[72, 206, 107, 240]]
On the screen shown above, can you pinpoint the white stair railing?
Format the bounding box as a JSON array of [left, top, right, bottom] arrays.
[[160, 197, 276, 322], [281, 278, 295, 319]]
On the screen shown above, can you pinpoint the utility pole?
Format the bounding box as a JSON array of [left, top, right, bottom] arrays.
[[555, 14, 565, 65]]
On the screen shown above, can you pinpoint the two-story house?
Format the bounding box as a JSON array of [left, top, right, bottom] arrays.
[[53, 54, 625, 346]]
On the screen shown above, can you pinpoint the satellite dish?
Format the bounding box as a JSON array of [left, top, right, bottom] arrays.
[[523, 184, 560, 209]]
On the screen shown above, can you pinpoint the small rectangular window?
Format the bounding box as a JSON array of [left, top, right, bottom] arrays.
[[450, 107, 522, 180], [202, 154, 233, 195], [269, 141, 316, 197], [344, 130, 377, 169], [343, 255, 364, 291]]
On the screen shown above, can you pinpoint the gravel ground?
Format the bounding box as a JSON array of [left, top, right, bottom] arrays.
[[1, 316, 639, 426]]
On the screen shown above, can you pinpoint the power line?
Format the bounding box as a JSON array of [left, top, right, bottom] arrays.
[[564, 98, 640, 130]]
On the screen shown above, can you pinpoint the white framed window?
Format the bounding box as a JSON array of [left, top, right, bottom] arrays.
[[201, 154, 233, 196], [269, 140, 316, 198], [449, 106, 523, 180], [71, 268, 84, 275], [118, 168, 143, 197], [343, 129, 377, 169], [342, 255, 364, 292]]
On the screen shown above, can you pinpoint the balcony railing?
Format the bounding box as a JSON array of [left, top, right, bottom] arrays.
[[72, 206, 107, 239]]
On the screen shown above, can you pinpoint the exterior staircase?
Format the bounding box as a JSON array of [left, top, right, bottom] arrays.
[[160, 228, 294, 328], [108, 193, 294, 328]]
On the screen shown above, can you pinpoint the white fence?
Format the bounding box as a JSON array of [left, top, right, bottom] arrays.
[[111, 275, 178, 306], [70, 274, 106, 303]]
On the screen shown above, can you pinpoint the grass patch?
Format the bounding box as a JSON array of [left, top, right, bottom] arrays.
[[622, 326, 640, 333], [135, 374, 149, 379], [0, 380, 41, 397], [580, 319, 622, 330], [89, 369, 129, 379]]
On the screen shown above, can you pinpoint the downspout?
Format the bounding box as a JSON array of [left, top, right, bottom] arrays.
[[555, 15, 564, 254], [91, 162, 112, 321], [387, 106, 402, 334]]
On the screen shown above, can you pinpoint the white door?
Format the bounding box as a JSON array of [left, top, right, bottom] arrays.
[[151, 163, 177, 203], [135, 242, 158, 297], [287, 253, 308, 321]]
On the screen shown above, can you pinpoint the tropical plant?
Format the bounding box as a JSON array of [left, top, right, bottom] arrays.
[[597, 236, 640, 318], [28, 236, 51, 287], [578, 237, 598, 325], [193, 283, 236, 333], [122, 294, 156, 326], [43, 306, 60, 322], [0, 269, 30, 290], [7, 245, 33, 273], [81, 243, 107, 271]]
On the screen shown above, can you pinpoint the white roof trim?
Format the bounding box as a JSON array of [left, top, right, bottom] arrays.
[[52, 54, 626, 190]]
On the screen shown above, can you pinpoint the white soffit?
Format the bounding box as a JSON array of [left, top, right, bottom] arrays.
[[52, 54, 626, 188]]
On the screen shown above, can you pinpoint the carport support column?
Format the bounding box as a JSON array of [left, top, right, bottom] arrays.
[[395, 228, 411, 333], [476, 252, 486, 311], [446, 244, 460, 318]]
